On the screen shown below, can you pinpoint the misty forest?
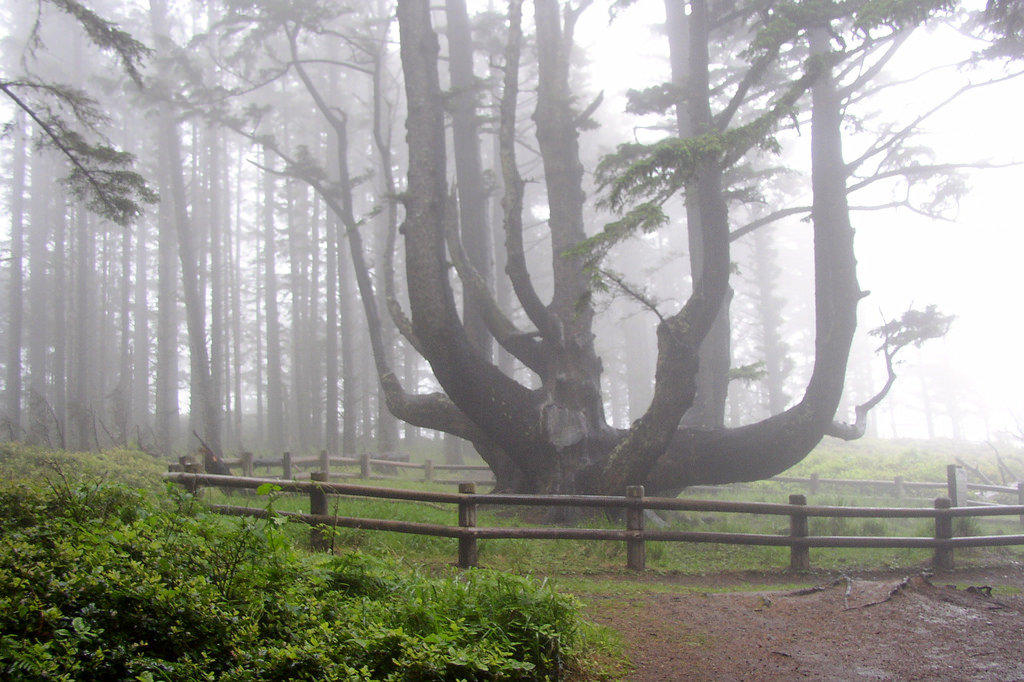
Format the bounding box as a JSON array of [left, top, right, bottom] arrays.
[[1, 0, 1021, 496]]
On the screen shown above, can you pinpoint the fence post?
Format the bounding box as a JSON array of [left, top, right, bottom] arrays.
[[458, 482, 478, 568], [789, 494, 810, 571], [241, 451, 254, 478], [360, 454, 371, 479], [424, 459, 434, 483], [319, 449, 330, 476], [626, 486, 646, 571], [947, 465, 967, 507], [182, 461, 201, 495], [283, 451, 292, 480], [933, 496, 954, 570], [310, 472, 329, 552], [809, 473, 820, 496], [1018, 482, 1024, 527], [894, 475, 905, 499]]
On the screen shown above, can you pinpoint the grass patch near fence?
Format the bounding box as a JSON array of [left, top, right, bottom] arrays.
[[189, 436, 1024, 577], [195, 484, 1024, 577], [15, 438, 1024, 580]]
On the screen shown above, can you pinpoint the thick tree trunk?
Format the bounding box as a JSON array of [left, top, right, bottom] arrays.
[[150, 0, 183, 458], [641, 27, 861, 493], [599, 0, 732, 493], [446, 0, 494, 361], [116, 201, 132, 446], [399, 0, 548, 488], [388, 0, 864, 497], [666, 0, 732, 430]]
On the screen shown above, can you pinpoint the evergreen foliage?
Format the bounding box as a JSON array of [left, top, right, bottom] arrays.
[[0, 471, 591, 680], [1, 0, 157, 226]]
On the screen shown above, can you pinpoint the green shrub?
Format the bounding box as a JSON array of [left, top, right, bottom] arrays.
[[0, 442, 166, 490], [0, 478, 589, 681]]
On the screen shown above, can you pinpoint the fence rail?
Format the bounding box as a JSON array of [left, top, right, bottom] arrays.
[[164, 470, 1024, 572], [217, 451, 495, 485], [212, 453, 1024, 508]]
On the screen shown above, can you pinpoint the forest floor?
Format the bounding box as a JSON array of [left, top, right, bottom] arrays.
[[580, 563, 1024, 681]]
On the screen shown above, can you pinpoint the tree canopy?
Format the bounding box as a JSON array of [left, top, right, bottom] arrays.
[[1, 0, 156, 226]]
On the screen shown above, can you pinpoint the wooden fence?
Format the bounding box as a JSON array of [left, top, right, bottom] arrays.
[[216, 453, 1024, 507], [164, 469, 1024, 572], [218, 451, 494, 486]]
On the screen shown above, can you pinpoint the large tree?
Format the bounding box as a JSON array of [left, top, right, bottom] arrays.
[[157, 0, 975, 489], [386, 0, 960, 495]]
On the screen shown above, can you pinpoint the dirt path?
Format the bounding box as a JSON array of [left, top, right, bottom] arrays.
[[581, 565, 1024, 681]]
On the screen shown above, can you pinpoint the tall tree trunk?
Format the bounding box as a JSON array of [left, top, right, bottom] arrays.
[[262, 160, 286, 454], [373, 219, 400, 454], [309, 192, 323, 448], [624, 318, 654, 422], [446, 0, 493, 360], [51, 187, 67, 449], [338, 237, 357, 455], [150, 0, 180, 457], [132, 209, 150, 442], [69, 207, 94, 450], [150, 0, 221, 460], [325, 211, 340, 454], [5, 113, 26, 438], [367, 39, 401, 456], [644, 24, 862, 490], [27, 142, 53, 447], [154, 127, 179, 457], [161, 116, 221, 457], [115, 208, 132, 447], [666, 0, 732, 429], [287, 180, 312, 451], [230, 147, 245, 449], [207, 125, 226, 452]]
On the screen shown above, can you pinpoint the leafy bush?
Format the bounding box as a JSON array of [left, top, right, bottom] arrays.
[[0, 479, 589, 681], [0, 442, 166, 490]]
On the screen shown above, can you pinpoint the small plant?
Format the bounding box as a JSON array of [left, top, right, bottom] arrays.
[[858, 519, 889, 537], [954, 516, 982, 537]]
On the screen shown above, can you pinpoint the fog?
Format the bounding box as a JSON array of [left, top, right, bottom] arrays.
[[1, 0, 1022, 465], [581, 6, 1024, 442]]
